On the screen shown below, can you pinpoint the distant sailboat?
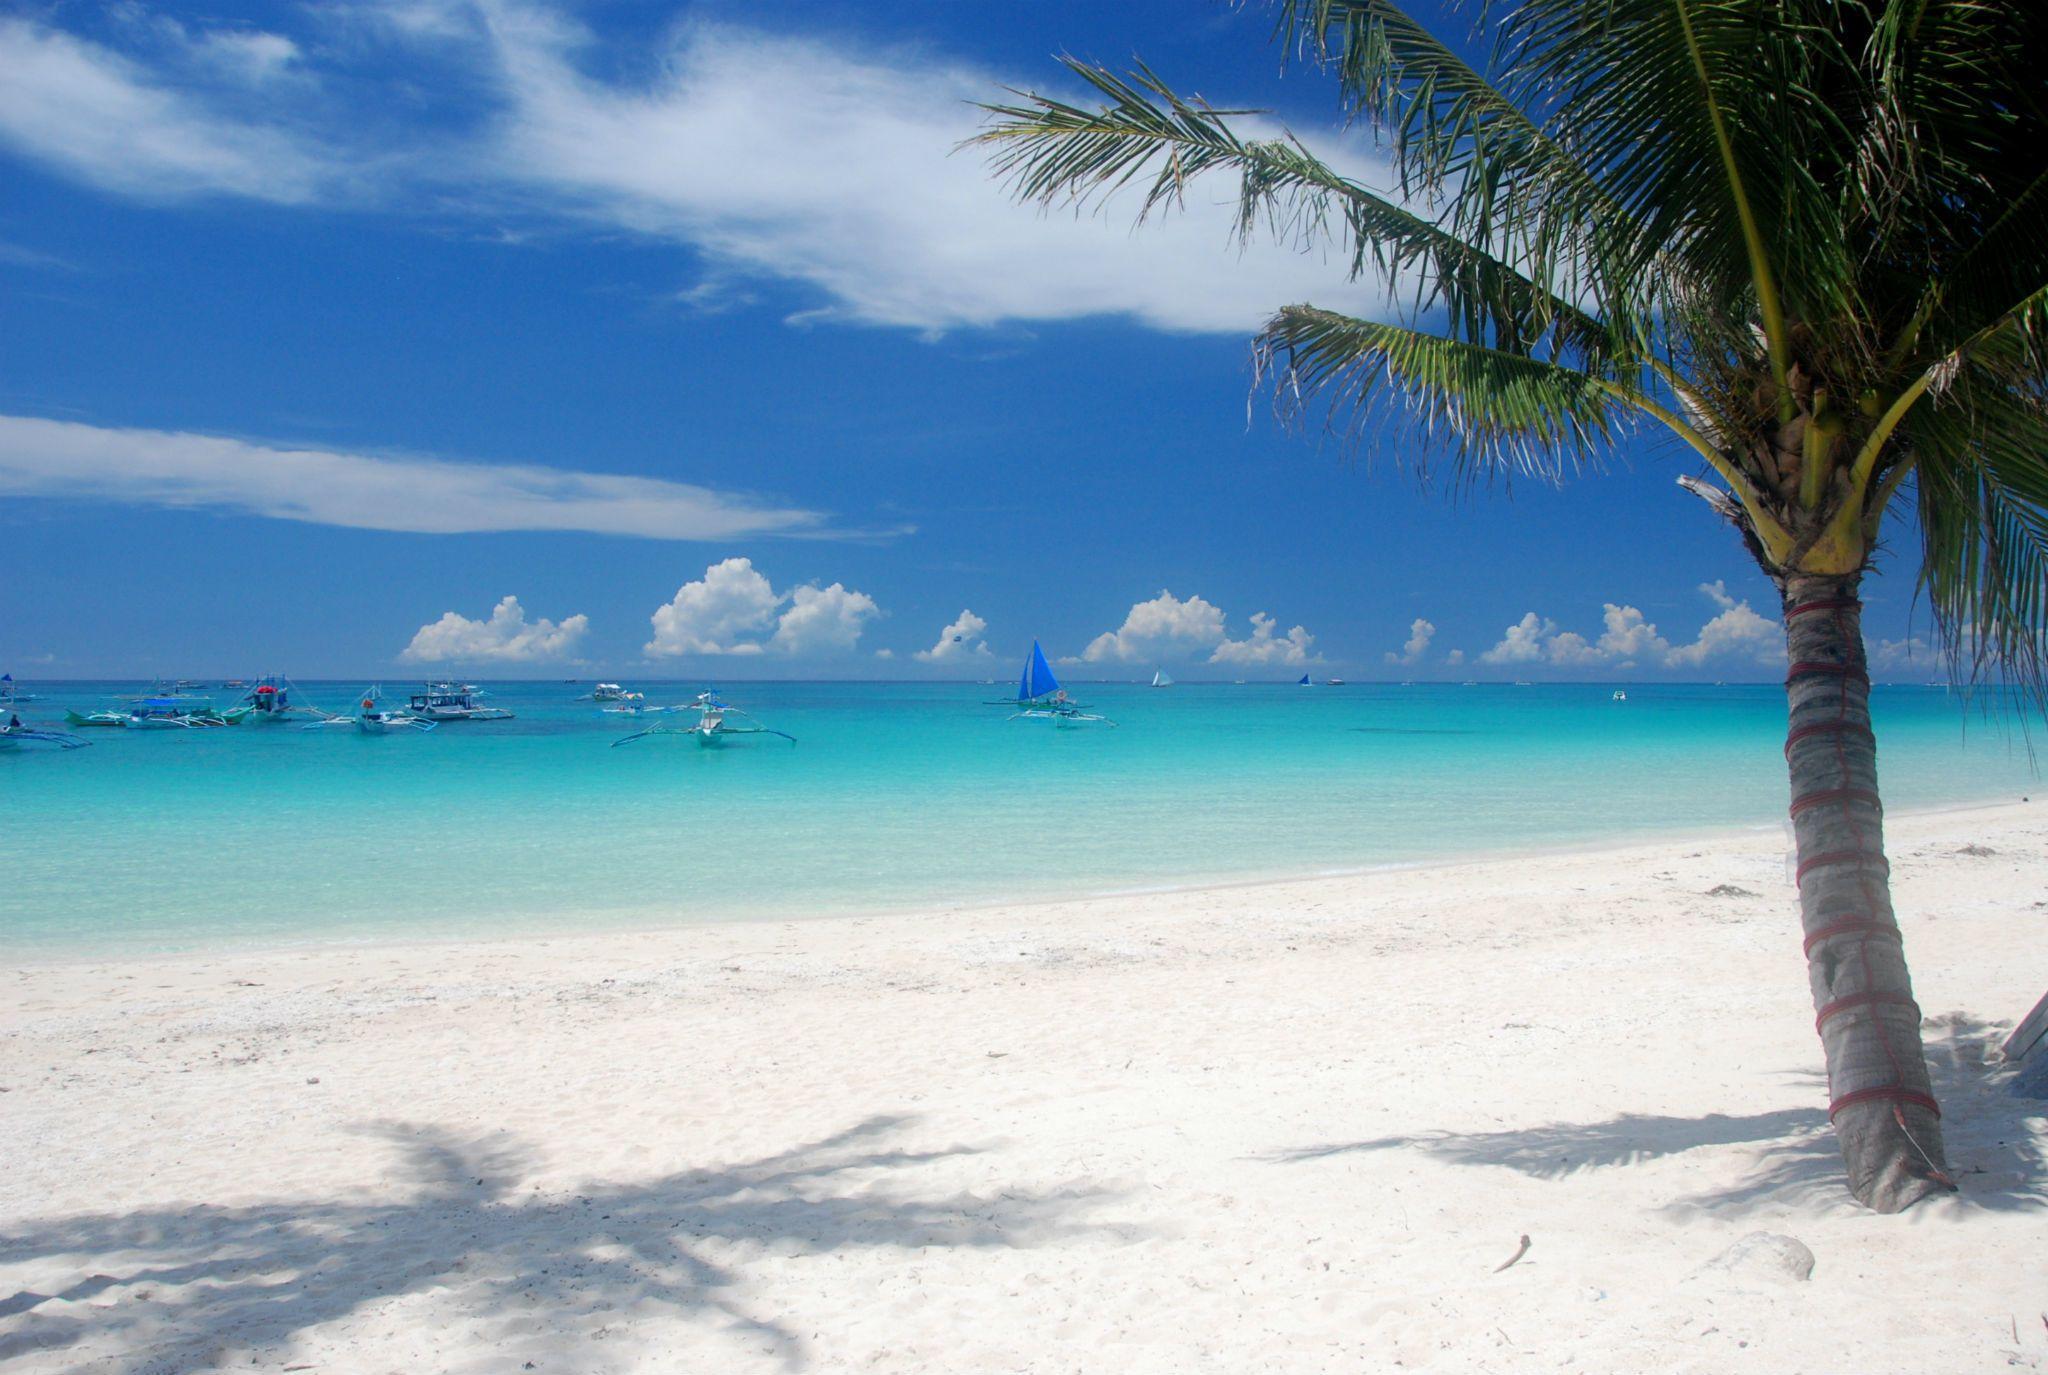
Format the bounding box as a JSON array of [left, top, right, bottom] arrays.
[[1297, 673, 1313, 686], [1151, 668, 1175, 688]]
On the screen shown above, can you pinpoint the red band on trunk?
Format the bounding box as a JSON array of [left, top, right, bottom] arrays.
[[1827, 1086, 1942, 1121], [1788, 786, 1884, 819], [1786, 661, 1871, 688], [1783, 719, 1876, 759], [1795, 849, 1891, 884], [1802, 918, 1902, 957], [1816, 990, 1920, 1034]]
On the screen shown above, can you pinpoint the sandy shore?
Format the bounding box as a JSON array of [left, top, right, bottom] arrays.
[[2, 803, 2044, 1373]]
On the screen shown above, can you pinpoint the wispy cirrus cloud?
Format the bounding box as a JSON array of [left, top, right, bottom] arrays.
[[0, 4, 1396, 335], [0, 17, 341, 204], [0, 413, 848, 541]]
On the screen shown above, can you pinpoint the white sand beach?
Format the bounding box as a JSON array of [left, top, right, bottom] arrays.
[[2, 802, 2044, 1374]]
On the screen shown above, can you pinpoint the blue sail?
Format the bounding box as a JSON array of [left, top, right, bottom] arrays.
[[1297, 673, 1312, 686], [1018, 640, 1060, 701]]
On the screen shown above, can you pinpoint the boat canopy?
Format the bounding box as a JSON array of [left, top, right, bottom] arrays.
[[1018, 640, 1060, 702]]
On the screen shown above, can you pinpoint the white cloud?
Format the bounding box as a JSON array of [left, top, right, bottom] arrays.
[[1444, 649, 1466, 667], [1871, 636, 1933, 671], [470, 15, 1392, 335], [1385, 617, 1435, 665], [1664, 582, 1784, 668], [1477, 584, 1785, 671], [0, 18, 338, 203], [915, 609, 992, 662], [645, 556, 879, 657], [1211, 611, 1317, 666], [0, 413, 840, 540], [1478, 612, 1557, 665], [0, 6, 1398, 336], [769, 581, 880, 654], [401, 594, 587, 662], [1077, 590, 1319, 667], [1079, 591, 1228, 664]]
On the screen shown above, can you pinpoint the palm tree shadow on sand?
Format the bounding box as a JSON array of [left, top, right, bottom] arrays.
[[1264, 1019, 2045, 1214], [0, 1113, 1121, 1373]]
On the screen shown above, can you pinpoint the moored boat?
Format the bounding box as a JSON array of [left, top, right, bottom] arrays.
[[611, 692, 794, 748], [407, 682, 514, 722]]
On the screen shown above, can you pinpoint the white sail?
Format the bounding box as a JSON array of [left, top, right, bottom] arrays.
[[1151, 668, 1175, 687]]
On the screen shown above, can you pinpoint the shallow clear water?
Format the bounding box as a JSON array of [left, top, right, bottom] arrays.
[[0, 679, 2032, 954]]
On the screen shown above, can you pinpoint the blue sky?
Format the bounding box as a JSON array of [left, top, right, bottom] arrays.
[[0, 0, 1938, 680]]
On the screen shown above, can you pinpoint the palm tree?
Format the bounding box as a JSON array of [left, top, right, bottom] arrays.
[[974, 0, 2048, 1212]]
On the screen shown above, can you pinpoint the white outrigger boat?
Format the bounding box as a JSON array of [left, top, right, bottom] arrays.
[[586, 682, 641, 703], [406, 682, 514, 722], [1007, 642, 1115, 729], [611, 692, 794, 748], [300, 687, 435, 734]]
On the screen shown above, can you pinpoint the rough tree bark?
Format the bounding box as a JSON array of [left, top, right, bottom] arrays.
[[1780, 571, 1954, 1212]]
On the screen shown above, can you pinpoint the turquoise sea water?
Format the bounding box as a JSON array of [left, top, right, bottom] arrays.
[[0, 679, 2033, 955]]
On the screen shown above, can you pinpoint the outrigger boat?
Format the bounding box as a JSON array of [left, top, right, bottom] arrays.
[[122, 696, 234, 729], [1, 674, 88, 751], [406, 682, 514, 722], [227, 675, 318, 724], [611, 692, 794, 748], [300, 687, 435, 734], [586, 682, 640, 703], [1006, 641, 1115, 729]]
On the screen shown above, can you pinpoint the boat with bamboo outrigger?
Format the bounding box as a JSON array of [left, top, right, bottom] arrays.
[[298, 686, 436, 735], [1, 673, 88, 751], [611, 692, 794, 748], [406, 682, 514, 723], [1005, 641, 1115, 729]]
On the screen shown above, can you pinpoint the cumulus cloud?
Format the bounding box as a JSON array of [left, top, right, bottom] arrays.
[[0, 413, 843, 540], [401, 594, 587, 662], [1477, 584, 1785, 671], [769, 581, 880, 655], [1664, 582, 1783, 668], [0, 7, 1397, 335], [1211, 611, 1317, 666], [1871, 636, 1934, 671], [1478, 612, 1557, 666], [1078, 591, 1227, 664], [645, 556, 879, 657], [1076, 591, 1318, 667], [915, 609, 991, 662], [1385, 617, 1435, 665]]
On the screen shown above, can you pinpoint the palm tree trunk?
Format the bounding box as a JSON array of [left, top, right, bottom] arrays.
[[1781, 572, 1953, 1212]]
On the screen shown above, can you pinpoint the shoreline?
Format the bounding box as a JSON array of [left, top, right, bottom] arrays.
[[3, 802, 2043, 1372], [3, 789, 2033, 968]]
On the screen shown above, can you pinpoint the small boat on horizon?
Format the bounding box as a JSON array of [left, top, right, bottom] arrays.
[[1612, 689, 1628, 702], [1297, 673, 1313, 687], [1151, 668, 1175, 688]]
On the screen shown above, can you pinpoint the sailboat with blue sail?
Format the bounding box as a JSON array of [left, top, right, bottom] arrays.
[[1297, 672, 1313, 686], [1006, 640, 1115, 729]]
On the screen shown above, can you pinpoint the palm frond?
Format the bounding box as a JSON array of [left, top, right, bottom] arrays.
[[1252, 304, 1624, 481], [971, 58, 1613, 362]]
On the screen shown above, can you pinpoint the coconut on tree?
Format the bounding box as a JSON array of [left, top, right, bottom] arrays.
[[974, 0, 2048, 1212]]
